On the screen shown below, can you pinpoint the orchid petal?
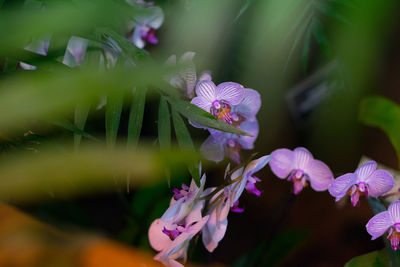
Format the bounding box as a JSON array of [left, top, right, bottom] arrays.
[[236, 120, 259, 149], [293, 147, 313, 170], [161, 198, 185, 222], [146, 6, 164, 29], [366, 211, 392, 240], [306, 159, 334, 191], [270, 148, 295, 179], [216, 82, 244, 105], [191, 96, 212, 112], [200, 135, 225, 162], [328, 173, 358, 201], [234, 88, 261, 119], [389, 201, 400, 224], [355, 161, 377, 182], [132, 27, 145, 48], [195, 80, 217, 104], [366, 169, 394, 197], [148, 219, 172, 251], [199, 71, 212, 82]]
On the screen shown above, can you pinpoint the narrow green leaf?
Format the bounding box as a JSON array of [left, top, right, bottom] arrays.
[[158, 96, 172, 185], [106, 94, 123, 148], [359, 96, 400, 167], [49, 119, 98, 141], [74, 102, 90, 149], [232, 0, 253, 23], [127, 87, 147, 149], [166, 96, 249, 136], [171, 107, 200, 186]]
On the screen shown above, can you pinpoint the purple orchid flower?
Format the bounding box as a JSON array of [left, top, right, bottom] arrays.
[[230, 155, 270, 202], [328, 161, 394, 207], [191, 80, 245, 124], [269, 147, 333, 194], [127, 5, 164, 49], [165, 52, 197, 99], [366, 200, 400, 250], [201, 119, 258, 163], [20, 36, 51, 70], [63, 36, 89, 67], [198, 88, 261, 163], [161, 175, 206, 224], [149, 201, 209, 267]]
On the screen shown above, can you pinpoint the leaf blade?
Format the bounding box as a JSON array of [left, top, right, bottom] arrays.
[[127, 87, 147, 149]]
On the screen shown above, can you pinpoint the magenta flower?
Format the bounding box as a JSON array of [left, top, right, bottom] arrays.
[[127, 5, 164, 48], [328, 161, 394, 207], [149, 201, 209, 266], [366, 200, 400, 250], [269, 147, 333, 194], [191, 80, 245, 123]]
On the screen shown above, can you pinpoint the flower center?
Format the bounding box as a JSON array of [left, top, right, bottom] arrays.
[[141, 28, 158, 44], [173, 183, 190, 201], [288, 169, 309, 195], [210, 100, 233, 123], [348, 182, 368, 207], [162, 223, 185, 241], [388, 227, 400, 250]]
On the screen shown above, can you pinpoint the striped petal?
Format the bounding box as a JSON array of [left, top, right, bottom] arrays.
[[195, 80, 217, 104], [270, 148, 295, 179], [328, 173, 358, 201], [306, 159, 334, 191], [234, 88, 261, 119], [389, 200, 400, 224], [216, 82, 244, 105], [366, 169, 395, 198], [366, 211, 392, 240], [293, 147, 313, 171], [355, 161, 377, 182]]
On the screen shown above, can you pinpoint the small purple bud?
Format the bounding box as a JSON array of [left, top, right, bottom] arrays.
[[231, 200, 244, 213]]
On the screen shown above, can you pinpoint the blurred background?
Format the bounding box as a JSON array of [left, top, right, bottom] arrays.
[[0, 0, 400, 266]]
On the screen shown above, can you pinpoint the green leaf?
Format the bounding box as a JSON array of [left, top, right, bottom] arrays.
[[315, 1, 351, 25], [312, 18, 330, 56], [232, 0, 253, 23], [106, 94, 123, 148], [74, 102, 91, 149], [234, 229, 309, 266], [359, 96, 400, 167], [127, 87, 147, 149], [345, 249, 390, 267], [166, 96, 249, 136], [49, 119, 98, 141], [171, 107, 200, 186], [158, 96, 172, 185], [367, 197, 387, 215]]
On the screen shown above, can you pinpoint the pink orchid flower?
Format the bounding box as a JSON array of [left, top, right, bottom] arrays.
[[149, 201, 209, 267]]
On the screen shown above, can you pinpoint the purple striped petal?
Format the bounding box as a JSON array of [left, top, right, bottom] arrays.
[[200, 135, 225, 162], [233, 88, 261, 119], [328, 173, 358, 201], [366, 211, 392, 240], [355, 161, 377, 182], [191, 96, 212, 112], [389, 201, 400, 224], [293, 147, 313, 171], [216, 82, 244, 105], [366, 169, 395, 198], [195, 80, 217, 104], [306, 159, 334, 191], [270, 148, 295, 179]]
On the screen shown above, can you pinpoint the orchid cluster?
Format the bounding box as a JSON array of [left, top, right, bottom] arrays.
[[148, 156, 269, 266]]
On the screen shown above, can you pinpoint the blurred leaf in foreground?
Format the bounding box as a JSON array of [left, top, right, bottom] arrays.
[[0, 144, 198, 203], [344, 249, 390, 267]]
